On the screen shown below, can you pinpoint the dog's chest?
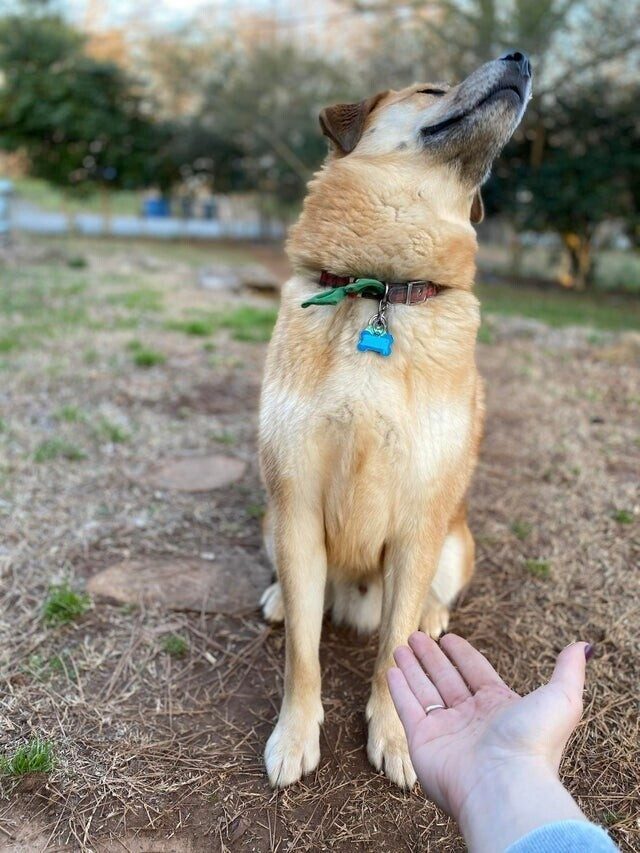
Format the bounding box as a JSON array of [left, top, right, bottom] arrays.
[[264, 354, 471, 485], [315, 369, 472, 575], [260, 286, 479, 491], [325, 364, 469, 477]]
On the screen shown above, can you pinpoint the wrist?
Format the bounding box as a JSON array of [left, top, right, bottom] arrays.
[[457, 756, 587, 853]]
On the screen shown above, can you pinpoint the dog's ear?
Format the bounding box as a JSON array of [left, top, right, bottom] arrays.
[[470, 189, 484, 224], [319, 91, 388, 154]]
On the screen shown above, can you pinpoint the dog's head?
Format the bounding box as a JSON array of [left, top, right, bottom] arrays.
[[288, 53, 531, 285], [319, 52, 532, 222]]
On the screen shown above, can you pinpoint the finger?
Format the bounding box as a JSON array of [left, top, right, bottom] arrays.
[[439, 634, 508, 693], [549, 642, 588, 711], [387, 666, 428, 735], [408, 631, 471, 706], [393, 645, 444, 711]]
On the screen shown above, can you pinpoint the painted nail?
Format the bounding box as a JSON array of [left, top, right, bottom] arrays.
[[584, 643, 595, 662]]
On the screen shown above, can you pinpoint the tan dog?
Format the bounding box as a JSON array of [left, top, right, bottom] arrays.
[[258, 52, 532, 789]]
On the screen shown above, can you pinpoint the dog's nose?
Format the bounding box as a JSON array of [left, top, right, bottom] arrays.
[[499, 50, 531, 78]]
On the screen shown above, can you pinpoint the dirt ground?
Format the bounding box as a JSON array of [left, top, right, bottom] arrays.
[[0, 237, 638, 852]]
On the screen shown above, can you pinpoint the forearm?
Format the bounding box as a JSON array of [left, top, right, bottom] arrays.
[[457, 759, 588, 853]]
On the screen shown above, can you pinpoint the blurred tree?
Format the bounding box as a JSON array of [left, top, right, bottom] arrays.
[[140, 26, 212, 119], [137, 28, 245, 196], [490, 81, 640, 288], [0, 6, 173, 194], [163, 118, 247, 196], [195, 41, 357, 209], [349, 0, 640, 87], [349, 0, 640, 286]]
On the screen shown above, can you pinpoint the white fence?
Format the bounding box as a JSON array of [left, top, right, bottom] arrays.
[[9, 208, 285, 240]]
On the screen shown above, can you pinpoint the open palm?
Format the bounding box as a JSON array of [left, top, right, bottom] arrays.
[[388, 632, 588, 819]]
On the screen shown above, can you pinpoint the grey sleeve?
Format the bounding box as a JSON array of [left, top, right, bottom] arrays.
[[505, 820, 618, 853]]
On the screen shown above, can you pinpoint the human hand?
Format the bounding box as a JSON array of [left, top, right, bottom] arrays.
[[388, 632, 591, 850]]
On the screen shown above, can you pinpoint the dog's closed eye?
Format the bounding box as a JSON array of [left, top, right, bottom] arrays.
[[417, 88, 446, 96]]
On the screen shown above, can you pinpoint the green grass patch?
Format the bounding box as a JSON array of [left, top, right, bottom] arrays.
[[208, 354, 244, 369], [109, 316, 143, 331], [601, 809, 622, 827], [25, 652, 73, 681], [24, 653, 49, 680], [162, 633, 189, 657], [167, 305, 277, 341], [55, 405, 85, 423], [67, 255, 88, 269], [1, 739, 55, 777], [108, 288, 163, 313], [477, 324, 494, 344], [166, 317, 215, 337], [612, 509, 633, 524], [127, 340, 166, 368], [212, 430, 236, 445], [246, 503, 264, 519], [133, 348, 166, 368], [95, 417, 129, 443], [42, 581, 91, 626], [48, 654, 71, 675], [34, 437, 86, 462], [0, 266, 90, 352], [0, 333, 20, 353], [477, 280, 640, 332], [524, 559, 551, 579], [510, 520, 533, 540], [219, 306, 278, 343]]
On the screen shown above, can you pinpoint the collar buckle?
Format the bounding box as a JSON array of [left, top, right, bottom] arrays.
[[405, 282, 414, 305]]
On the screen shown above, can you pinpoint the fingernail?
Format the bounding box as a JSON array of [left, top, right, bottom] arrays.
[[584, 643, 595, 662]]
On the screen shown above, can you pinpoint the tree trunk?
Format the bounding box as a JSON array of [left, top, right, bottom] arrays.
[[562, 233, 593, 290], [100, 186, 112, 235], [508, 231, 525, 279]]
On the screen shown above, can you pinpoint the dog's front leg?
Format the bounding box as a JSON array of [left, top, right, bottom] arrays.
[[264, 497, 326, 787], [366, 527, 447, 789]]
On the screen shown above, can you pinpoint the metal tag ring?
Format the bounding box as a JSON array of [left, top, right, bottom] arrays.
[[368, 313, 387, 334]]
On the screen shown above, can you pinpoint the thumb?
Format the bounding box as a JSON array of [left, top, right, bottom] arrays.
[[549, 642, 590, 713]]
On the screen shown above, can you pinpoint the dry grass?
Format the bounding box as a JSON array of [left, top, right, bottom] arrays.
[[0, 236, 638, 851]]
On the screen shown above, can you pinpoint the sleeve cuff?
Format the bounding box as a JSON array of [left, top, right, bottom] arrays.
[[506, 820, 618, 853]]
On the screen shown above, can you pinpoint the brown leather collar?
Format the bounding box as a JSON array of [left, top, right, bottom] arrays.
[[319, 270, 443, 305]]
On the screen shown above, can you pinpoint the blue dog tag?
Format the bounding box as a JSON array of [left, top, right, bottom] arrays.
[[357, 328, 394, 357]]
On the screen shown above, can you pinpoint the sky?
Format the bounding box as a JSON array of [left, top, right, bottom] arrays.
[[63, 0, 293, 30]]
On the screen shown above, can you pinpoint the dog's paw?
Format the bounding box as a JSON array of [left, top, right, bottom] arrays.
[[260, 581, 284, 623], [264, 710, 322, 788], [420, 593, 450, 639], [366, 694, 417, 790]]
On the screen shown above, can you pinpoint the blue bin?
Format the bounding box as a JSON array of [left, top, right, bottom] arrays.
[[143, 198, 171, 218]]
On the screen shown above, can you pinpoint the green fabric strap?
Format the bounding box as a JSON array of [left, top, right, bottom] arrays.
[[301, 277, 385, 308]]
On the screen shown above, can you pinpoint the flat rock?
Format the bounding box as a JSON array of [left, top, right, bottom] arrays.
[[87, 552, 270, 614], [197, 264, 243, 291], [146, 454, 246, 492], [238, 263, 280, 293], [197, 262, 279, 293]]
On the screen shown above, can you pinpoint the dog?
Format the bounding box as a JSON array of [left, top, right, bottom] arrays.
[[258, 52, 532, 789]]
